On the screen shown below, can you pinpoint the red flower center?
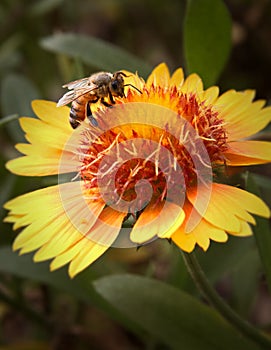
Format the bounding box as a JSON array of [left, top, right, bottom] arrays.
[[79, 89, 227, 213]]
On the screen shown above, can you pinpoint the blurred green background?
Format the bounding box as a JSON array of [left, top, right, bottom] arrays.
[[0, 0, 271, 349]]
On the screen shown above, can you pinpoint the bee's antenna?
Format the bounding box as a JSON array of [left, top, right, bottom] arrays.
[[124, 84, 142, 94], [117, 71, 129, 77], [116, 71, 142, 94]]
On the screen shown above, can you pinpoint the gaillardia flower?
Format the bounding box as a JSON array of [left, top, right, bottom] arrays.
[[4, 63, 271, 277]]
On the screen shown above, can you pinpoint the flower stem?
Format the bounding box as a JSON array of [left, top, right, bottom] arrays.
[[182, 251, 271, 349]]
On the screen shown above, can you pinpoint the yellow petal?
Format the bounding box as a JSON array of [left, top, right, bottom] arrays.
[[121, 70, 145, 91], [19, 117, 71, 150], [187, 183, 267, 233], [6, 156, 62, 176], [198, 86, 220, 105], [179, 73, 203, 94], [68, 241, 108, 278], [51, 206, 127, 273], [169, 67, 184, 87], [225, 101, 269, 141], [224, 141, 271, 165], [25, 222, 77, 255], [5, 182, 105, 258], [6, 108, 78, 176], [215, 89, 255, 112], [15, 143, 60, 158], [208, 227, 228, 242], [214, 89, 271, 141], [213, 183, 270, 218], [11, 142, 77, 175], [50, 239, 86, 271], [68, 207, 127, 277], [4, 182, 88, 216], [4, 184, 62, 213], [33, 199, 105, 261], [32, 100, 71, 131], [146, 63, 170, 87], [13, 210, 69, 251], [228, 220, 253, 237], [172, 203, 228, 252], [33, 227, 82, 261], [172, 232, 196, 253], [187, 185, 241, 232], [4, 214, 30, 230], [187, 183, 268, 240], [130, 201, 185, 244]]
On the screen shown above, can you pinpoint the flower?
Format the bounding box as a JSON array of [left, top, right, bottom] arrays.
[[4, 63, 271, 277]]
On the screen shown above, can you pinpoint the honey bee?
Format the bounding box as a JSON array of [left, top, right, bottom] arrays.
[[57, 71, 142, 128]]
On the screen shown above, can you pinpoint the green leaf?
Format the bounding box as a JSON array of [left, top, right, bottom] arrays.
[[94, 274, 260, 350], [0, 174, 16, 213], [40, 33, 151, 77], [184, 0, 232, 86], [0, 173, 17, 245], [0, 35, 22, 73], [245, 173, 271, 293], [0, 74, 40, 142], [0, 247, 142, 335], [231, 250, 260, 317], [0, 246, 94, 303], [170, 237, 258, 293], [247, 173, 271, 191], [196, 236, 256, 283]]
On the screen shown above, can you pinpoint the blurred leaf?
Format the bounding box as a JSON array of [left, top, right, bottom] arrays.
[[0, 35, 22, 74], [94, 274, 260, 350], [0, 246, 95, 303], [197, 236, 256, 283], [167, 245, 191, 290], [169, 238, 255, 293], [0, 172, 16, 244], [40, 33, 151, 77], [157, 237, 258, 294], [0, 247, 142, 336], [245, 173, 271, 293], [0, 174, 15, 211], [184, 0, 232, 86], [248, 173, 271, 190], [232, 250, 260, 317], [29, 0, 64, 16], [0, 74, 40, 142]]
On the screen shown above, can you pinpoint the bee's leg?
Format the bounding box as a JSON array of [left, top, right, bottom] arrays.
[[86, 100, 99, 127], [108, 91, 115, 105], [101, 95, 115, 107]]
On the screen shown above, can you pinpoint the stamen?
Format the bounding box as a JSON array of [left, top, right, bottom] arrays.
[[167, 137, 178, 171]]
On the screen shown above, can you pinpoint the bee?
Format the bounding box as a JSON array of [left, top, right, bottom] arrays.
[[57, 71, 142, 129]]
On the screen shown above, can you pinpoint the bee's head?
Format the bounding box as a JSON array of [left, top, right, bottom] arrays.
[[110, 72, 125, 97], [111, 71, 142, 98]]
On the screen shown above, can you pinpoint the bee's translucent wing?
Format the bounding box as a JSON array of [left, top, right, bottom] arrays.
[[57, 87, 94, 107], [62, 77, 92, 90], [57, 78, 99, 107]]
